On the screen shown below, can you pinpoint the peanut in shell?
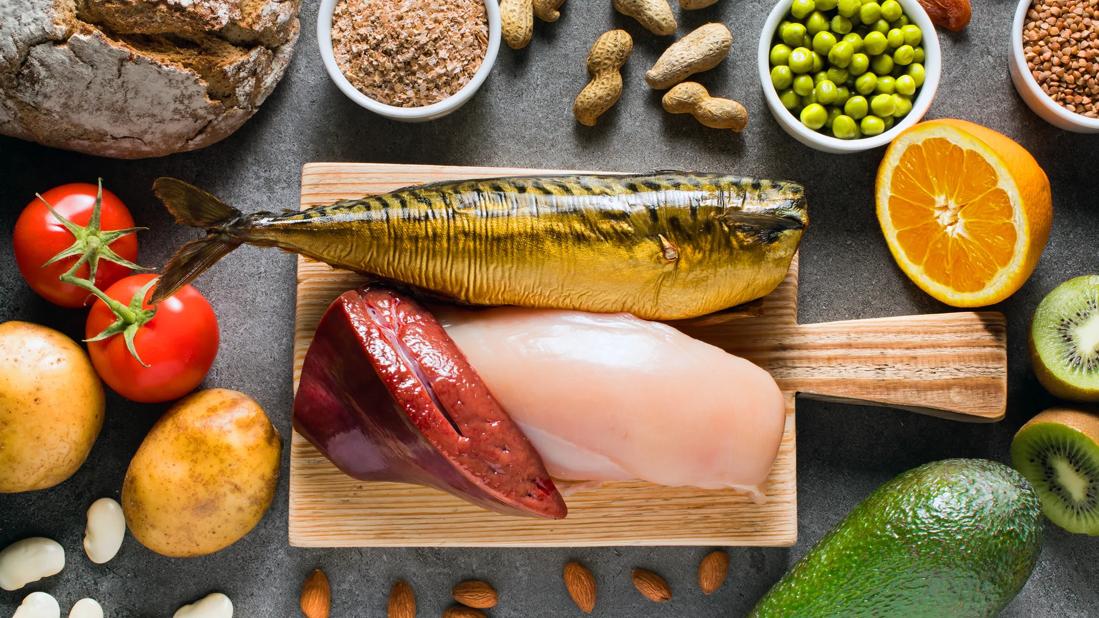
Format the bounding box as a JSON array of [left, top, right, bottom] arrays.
[[645, 23, 732, 90], [613, 0, 677, 36], [662, 82, 747, 132], [574, 30, 633, 127], [501, 0, 534, 49]]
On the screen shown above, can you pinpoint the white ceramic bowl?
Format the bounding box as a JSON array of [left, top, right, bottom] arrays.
[[1009, 0, 1099, 132], [758, 0, 942, 153], [318, 0, 501, 122]]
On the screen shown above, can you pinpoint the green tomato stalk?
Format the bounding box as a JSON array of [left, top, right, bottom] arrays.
[[37, 179, 155, 365]]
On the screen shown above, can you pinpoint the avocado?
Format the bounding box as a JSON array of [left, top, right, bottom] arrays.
[[751, 459, 1043, 618]]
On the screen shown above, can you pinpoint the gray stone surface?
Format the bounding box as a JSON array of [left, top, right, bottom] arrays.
[[1, 0, 1097, 615]]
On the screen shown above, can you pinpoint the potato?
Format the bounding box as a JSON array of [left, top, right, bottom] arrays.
[[0, 321, 105, 493], [122, 388, 281, 557]]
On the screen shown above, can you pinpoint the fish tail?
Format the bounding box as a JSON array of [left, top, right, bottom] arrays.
[[150, 177, 250, 303]]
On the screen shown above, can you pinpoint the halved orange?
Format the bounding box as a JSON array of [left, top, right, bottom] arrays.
[[876, 119, 1052, 307]]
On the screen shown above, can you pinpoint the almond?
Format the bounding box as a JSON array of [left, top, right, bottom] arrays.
[[452, 579, 498, 609], [563, 561, 596, 614], [632, 568, 671, 603], [918, 0, 971, 31], [387, 580, 416, 618], [442, 606, 486, 618], [698, 550, 729, 595], [300, 568, 331, 618]]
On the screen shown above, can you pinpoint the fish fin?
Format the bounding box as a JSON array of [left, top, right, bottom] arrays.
[[153, 177, 242, 227], [151, 178, 246, 303], [151, 235, 240, 304]]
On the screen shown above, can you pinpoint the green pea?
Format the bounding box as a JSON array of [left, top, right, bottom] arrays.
[[907, 63, 926, 87], [863, 31, 887, 55], [813, 31, 837, 55], [813, 71, 829, 84], [812, 51, 824, 72], [791, 0, 816, 18], [807, 11, 830, 35], [886, 28, 905, 48], [894, 74, 916, 95], [893, 44, 915, 65], [892, 94, 913, 117], [832, 114, 860, 139], [901, 24, 922, 45], [877, 75, 896, 93], [803, 34, 813, 47], [872, 19, 890, 33], [854, 72, 877, 95], [771, 65, 794, 90], [789, 47, 814, 73], [859, 1, 882, 24], [831, 15, 853, 34], [880, 0, 902, 20], [835, 86, 851, 105], [837, 0, 862, 17], [816, 0, 839, 9], [870, 93, 896, 116], [781, 22, 807, 47], [770, 44, 791, 66], [827, 41, 854, 67], [882, 115, 895, 130], [896, 14, 909, 26], [825, 106, 843, 128], [827, 67, 850, 84], [816, 79, 839, 104], [844, 95, 869, 119], [871, 53, 894, 74], [793, 74, 816, 96], [779, 89, 801, 110], [800, 103, 829, 130], [913, 47, 925, 63], [801, 92, 818, 106], [849, 52, 870, 75], [861, 114, 886, 136], [842, 32, 864, 52]]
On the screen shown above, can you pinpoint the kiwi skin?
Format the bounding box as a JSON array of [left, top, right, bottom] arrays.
[[1011, 407, 1099, 535], [1029, 276, 1099, 402]]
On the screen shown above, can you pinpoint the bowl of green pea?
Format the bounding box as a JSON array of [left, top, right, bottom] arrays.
[[758, 0, 941, 153]]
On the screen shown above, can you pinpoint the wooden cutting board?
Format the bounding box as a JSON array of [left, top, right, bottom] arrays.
[[289, 162, 1007, 548]]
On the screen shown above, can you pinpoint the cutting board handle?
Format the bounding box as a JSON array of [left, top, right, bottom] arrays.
[[782, 312, 1007, 422]]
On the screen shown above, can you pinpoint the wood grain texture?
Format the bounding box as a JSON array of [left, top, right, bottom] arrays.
[[289, 162, 1006, 548]]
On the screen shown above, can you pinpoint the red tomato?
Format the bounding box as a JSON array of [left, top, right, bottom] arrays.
[[86, 274, 219, 403], [13, 183, 139, 307]]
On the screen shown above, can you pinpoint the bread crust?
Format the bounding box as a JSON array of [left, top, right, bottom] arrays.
[[0, 0, 301, 159]]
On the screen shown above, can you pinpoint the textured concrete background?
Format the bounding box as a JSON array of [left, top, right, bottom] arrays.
[[1, 0, 1097, 615]]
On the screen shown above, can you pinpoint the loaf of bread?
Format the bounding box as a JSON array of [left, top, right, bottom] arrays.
[[0, 0, 301, 159]]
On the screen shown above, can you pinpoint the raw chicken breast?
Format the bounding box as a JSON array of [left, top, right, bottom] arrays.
[[438, 307, 787, 496]]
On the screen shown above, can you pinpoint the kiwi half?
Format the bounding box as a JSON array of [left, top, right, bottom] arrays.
[[1030, 275, 1099, 401], [1011, 407, 1099, 535]]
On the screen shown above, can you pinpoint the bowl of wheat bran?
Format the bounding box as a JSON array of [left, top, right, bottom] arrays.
[[1011, 0, 1099, 132], [318, 0, 501, 121]]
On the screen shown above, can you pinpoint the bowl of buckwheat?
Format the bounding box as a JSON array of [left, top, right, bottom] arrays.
[[1012, 0, 1099, 132], [318, 0, 501, 122]]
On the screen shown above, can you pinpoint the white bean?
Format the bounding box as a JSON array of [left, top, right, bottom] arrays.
[[173, 592, 233, 618], [0, 537, 65, 591], [83, 498, 125, 564], [68, 599, 103, 618], [12, 591, 60, 618]]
